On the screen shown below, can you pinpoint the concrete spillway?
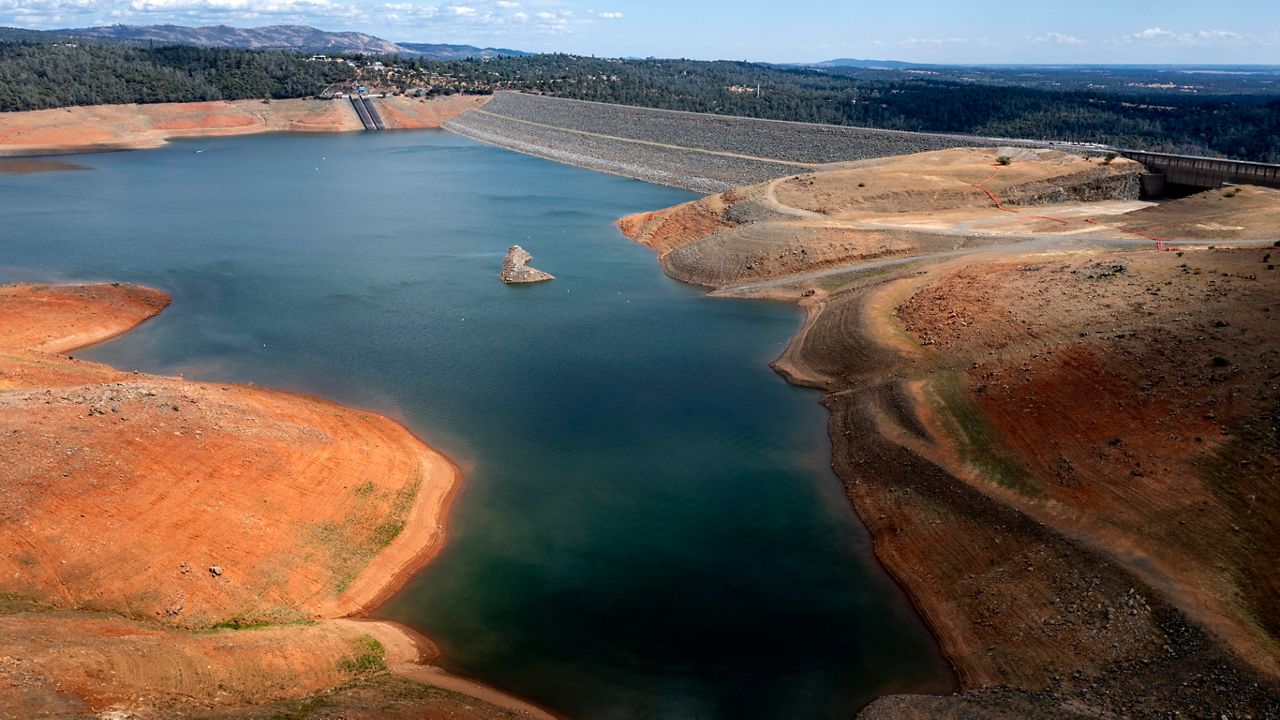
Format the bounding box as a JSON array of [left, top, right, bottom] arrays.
[[349, 97, 384, 131], [350, 96, 374, 130], [1121, 149, 1280, 192], [363, 99, 386, 130]]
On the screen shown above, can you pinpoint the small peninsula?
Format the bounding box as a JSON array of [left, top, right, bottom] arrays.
[[0, 282, 552, 719]]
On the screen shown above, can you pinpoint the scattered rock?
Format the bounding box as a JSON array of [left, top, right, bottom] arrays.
[[500, 245, 554, 284], [208, 565, 223, 577]]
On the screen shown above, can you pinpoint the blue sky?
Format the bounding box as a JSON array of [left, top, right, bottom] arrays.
[[3, 0, 1278, 63]]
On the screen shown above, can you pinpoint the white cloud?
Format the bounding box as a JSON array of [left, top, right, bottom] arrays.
[[381, 1, 436, 21], [1117, 27, 1250, 46], [0, 0, 99, 20], [1128, 27, 1179, 41], [127, 0, 357, 13], [1030, 32, 1082, 45], [903, 37, 966, 45], [1, 0, 369, 24], [0, 0, 620, 38], [1195, 30, 1243, 41]]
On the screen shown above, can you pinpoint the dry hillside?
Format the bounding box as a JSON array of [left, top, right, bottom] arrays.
[[621, 147, 1280, 718], [0, 282, 548, 719]]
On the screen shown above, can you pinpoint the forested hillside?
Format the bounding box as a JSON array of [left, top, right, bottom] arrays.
[[2, 41, 1277, 162], [0, 43, 352, 110]]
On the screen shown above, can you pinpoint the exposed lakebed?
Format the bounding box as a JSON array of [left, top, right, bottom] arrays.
[[0, 129, 949, 718]]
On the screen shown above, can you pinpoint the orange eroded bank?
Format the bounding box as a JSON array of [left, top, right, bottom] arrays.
[[0, 94, 490, 157]]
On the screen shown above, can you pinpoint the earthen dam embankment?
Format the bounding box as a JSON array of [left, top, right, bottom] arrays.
[[444, 91, 1065, 192]]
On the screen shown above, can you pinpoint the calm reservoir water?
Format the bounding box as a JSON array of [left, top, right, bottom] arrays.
[[0, 130, 950, 718]]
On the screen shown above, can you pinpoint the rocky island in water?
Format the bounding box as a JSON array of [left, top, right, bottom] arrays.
[[500, 244, 555, 284]]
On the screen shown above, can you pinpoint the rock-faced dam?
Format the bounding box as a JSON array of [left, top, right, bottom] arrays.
[[446, 92, 1280, 197]]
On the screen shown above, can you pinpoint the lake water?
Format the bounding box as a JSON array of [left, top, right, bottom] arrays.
[[0, 130, 951, 718]]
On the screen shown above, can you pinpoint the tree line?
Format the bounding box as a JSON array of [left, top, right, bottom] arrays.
[[398, 55, 1280, 162], [0, 43, 353, 111], [3, 42, 1277, 163]]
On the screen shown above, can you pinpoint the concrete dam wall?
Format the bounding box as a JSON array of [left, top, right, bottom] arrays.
[[1121, 150, 1280, 193]]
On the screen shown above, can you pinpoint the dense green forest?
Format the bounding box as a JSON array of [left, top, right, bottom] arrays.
[[2, 42, 1277, 162], [0, 43, 352, 110], [404, 55, 1280, 162]]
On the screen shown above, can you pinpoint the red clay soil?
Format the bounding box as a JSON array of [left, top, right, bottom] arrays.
[[0, 610, 374, 716], [0, 284, 457, 627], [773, 248, 1280, 719], [153, 113, 257, 130], [376, 95, 491, 130], [0, 282, 549, 719], [0, 283, 170, 354], [0, 609, 539, 719], [896, 249, 1280, 678], [618, 190, 735, 257]]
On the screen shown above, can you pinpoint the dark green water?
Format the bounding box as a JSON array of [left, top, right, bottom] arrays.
[[0, 130, 950, 718]]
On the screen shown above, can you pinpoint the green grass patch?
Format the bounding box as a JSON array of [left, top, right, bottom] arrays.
[[208, 614, 316, 631], [0, 594, 53, 615], [371, 474, 422, 548], [308, 470, 424, 593], [338, 634, 386, 675], [928, 371, 1039, 497]]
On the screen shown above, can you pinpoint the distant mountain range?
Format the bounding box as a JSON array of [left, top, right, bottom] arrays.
[[397, 42, 530, 60], [0, 23, 529, 59], [812, 58, 924, 69]]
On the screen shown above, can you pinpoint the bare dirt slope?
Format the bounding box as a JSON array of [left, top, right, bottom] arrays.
[[0, 283, 549, 719], [772, 148, 1139, 217], [620, 148, 1280, 718], [378, 94, 490, 130], [897, 249, 1280, 676], [621, 148, 1144, 289], [0, 284, 457, 627], [1118, 184, 1280, 240], [0, 95, 489, 156], [0, 283, 170, 354], [0, 608, 538, 720]]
